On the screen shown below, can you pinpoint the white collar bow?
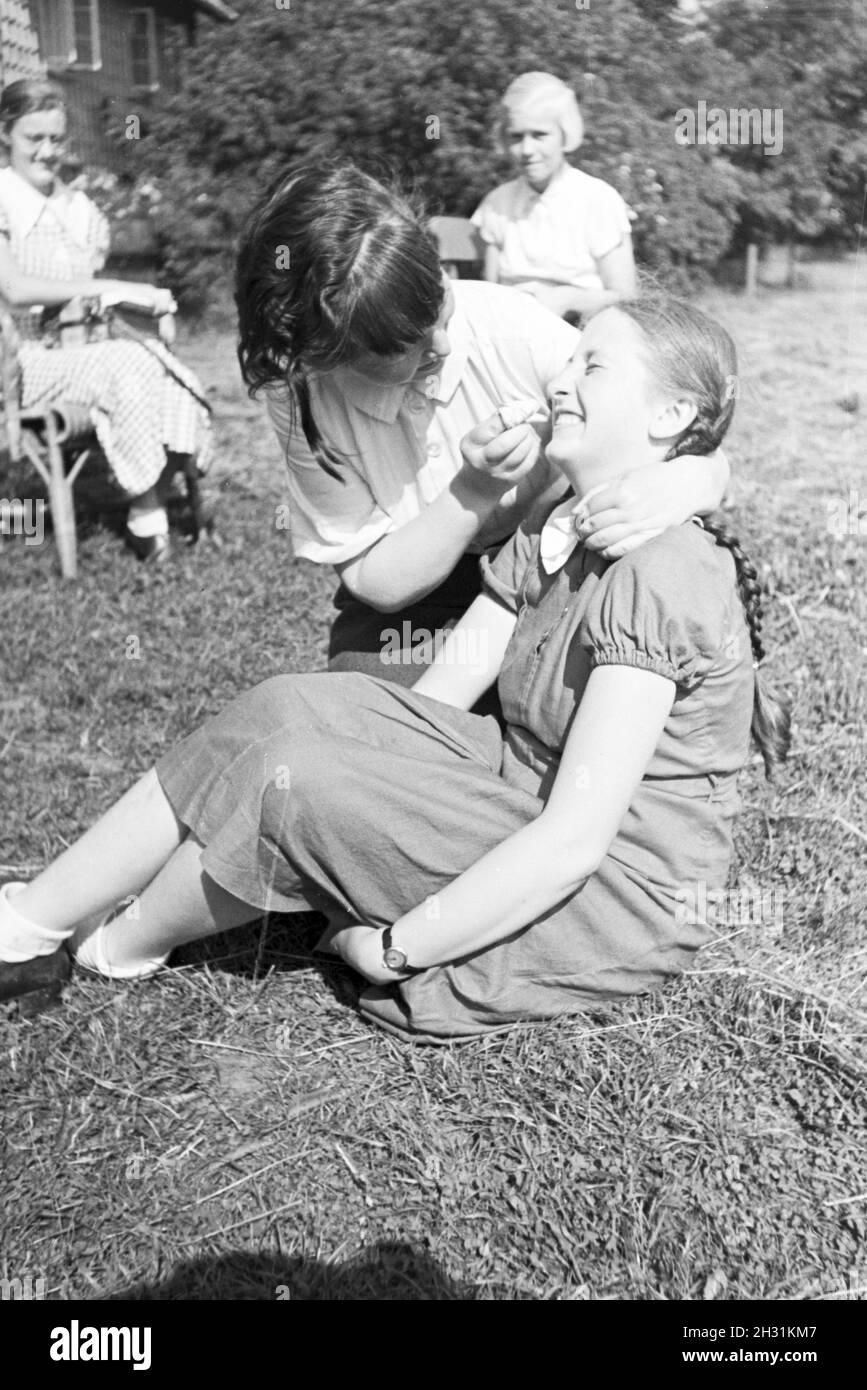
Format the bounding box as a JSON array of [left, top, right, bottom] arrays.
[[540, 496, 709, 574], [539, 488, 607, 574]]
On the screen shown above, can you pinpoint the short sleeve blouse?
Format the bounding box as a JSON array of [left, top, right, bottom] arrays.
[[577, 533, 735, 688], [0, 167, 110, 338], [265, 281, 580, 565], [481, 515, 754, 782], [472, 164, 633, 291]]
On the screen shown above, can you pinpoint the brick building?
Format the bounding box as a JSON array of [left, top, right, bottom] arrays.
[[0, 0, 235, 167]]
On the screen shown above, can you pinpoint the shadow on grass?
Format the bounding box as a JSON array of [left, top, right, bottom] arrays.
[[108, 1242, 477, 1301], [175, 911, 362, 1012]]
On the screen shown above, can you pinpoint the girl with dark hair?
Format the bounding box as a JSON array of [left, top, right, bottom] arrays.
[[0, 79, 210, 561], [235, 161, 729, 678], [0, 292, 789, 1035]]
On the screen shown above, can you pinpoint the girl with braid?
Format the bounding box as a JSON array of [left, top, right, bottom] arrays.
[[0, 292, 790, 1037]]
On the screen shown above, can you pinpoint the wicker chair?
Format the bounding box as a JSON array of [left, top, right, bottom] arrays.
[[0, 301, 207, 579], [0, 304, 96, 577]]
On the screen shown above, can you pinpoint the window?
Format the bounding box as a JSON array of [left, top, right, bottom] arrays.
[[71, 0, 101, 70], [156, 14, 188, 94], [130, 8, 159, 91], [34, 0, 101, 71], [34, 0, 75, 69]]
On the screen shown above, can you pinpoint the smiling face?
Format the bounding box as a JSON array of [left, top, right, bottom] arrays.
[[348, 277, 455, 386], [504, 104, 567, 192], [545, 307, 691, 493], [7, 106, 67, 194]]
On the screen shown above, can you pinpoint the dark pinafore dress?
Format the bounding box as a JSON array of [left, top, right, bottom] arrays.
[[155, 517, 755, 1039]]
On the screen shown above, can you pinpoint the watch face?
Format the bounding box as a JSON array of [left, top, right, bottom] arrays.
[[383, 946, 409, 971]]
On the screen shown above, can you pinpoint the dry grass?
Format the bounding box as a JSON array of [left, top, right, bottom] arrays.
[[1, 259, 866, 1301]]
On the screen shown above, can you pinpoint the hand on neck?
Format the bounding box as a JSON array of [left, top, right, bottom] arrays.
[[555, 442, 674, 500]]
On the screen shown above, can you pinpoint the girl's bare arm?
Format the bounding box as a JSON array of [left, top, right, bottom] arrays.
[[482, 244, 501, 283], [0, 239, 171, 313], [336, 663, 675, 981], [410, 592, 518, 710]]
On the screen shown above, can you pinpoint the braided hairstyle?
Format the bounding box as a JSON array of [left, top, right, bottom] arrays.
[[618, 289, 791, 779], [699, 520, 790, 776], [235, 161, 444, 479]]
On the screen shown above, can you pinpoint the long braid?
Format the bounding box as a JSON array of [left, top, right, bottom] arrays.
[[700, 521, 766, 665], [701, 520, 791, 778]]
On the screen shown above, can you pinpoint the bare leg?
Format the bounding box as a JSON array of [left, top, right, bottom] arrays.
[[130, 484, 161, 511], [89, 835, 259, 972], [14, 769, 184, 935]]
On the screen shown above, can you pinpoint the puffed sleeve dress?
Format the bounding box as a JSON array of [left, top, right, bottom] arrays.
[[154, 511, 755, 1039]]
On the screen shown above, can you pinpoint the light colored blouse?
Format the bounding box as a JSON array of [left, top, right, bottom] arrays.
[[472, 163, 633, 292], [0, 166, 109, 339], [265, 280, 579, 565]]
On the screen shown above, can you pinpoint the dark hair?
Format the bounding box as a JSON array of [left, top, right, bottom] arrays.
[[616, 290, 791, 779], [0, 78, 65, 145], [235, 161, 444, 477]]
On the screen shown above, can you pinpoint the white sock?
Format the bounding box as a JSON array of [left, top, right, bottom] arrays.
[[126, 505, 169, 539], [73, 918, 168, 981], [0, 883, 69, 962]]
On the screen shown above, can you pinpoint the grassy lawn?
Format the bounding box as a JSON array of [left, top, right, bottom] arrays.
[[1, 262, 865, 1301]]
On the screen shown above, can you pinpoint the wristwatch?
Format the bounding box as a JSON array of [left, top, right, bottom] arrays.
[[381, 925, 412, 973]]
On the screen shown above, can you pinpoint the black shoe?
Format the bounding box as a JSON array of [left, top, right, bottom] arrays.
[[0, 949, 71, 1015], [124, 527, 171, 564]]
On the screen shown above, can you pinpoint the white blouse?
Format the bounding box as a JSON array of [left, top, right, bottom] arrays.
[[266, 281, 579, 565], [472, 163, 633, 292], [0, 165, 109, 337]]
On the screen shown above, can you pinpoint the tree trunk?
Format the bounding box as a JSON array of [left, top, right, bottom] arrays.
[[785, 241, 797, 288], [745, 244, 759, 296]]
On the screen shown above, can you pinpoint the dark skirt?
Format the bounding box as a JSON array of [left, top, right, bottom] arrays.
[[327, 551, 484, 682], [327, 551, 502, 722]]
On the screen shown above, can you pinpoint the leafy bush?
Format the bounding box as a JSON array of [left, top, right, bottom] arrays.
[[135, 0, 866, 308], [68, 167, 164, 225]]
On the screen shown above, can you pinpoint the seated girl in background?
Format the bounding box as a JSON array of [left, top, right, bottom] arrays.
[[473, 72, 637, 325], [0, 292, 789, 1040], [0, 79, 211, 562]]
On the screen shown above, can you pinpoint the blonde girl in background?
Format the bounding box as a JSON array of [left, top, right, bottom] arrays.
[[473, 71, 637, 324]]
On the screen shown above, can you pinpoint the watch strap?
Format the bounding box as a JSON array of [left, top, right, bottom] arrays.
[[381, 925, 416, 974]]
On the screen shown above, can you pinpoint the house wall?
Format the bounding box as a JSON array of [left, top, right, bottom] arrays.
[[54, 0, 196, 169], [13, 0, 200, 169], [0, 0, 44, 86]]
